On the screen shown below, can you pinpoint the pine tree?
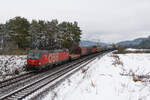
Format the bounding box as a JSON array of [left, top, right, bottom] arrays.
[[7, 16, 30, 49], [58, 21, 82, 51], [45, 20, 59, 50]]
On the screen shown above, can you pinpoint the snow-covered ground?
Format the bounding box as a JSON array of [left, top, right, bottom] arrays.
[[0, 55, 26, 81], [126, 48, 150, 51], [42, 53, 150, 100]]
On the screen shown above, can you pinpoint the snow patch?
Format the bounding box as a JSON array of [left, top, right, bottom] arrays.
[[0, 55, 26, 81]]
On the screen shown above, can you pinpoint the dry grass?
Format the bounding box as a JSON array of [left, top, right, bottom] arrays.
[[81, 68, 88, 73], [91, 80, 95, 88], [129, 71, 142, 82], [111, 54, 120, 60], [111, 54, 123, 67], [51, 91, 58, 100], [112, 60, 123, 67], [120, 69, 150, 83], [81, 66, 90, 74], [132, 75, 142, 82]]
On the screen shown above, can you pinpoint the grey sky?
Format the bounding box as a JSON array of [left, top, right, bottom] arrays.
[[0, 0, 150, 43]]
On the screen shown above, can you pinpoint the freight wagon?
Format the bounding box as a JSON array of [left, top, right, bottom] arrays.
[[72, 46, 93, 56]]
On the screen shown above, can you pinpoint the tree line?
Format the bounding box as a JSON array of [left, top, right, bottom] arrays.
[[0, 16, 82, 54]]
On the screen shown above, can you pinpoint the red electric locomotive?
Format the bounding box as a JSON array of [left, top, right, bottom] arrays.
[[26, 49, 69, 70]]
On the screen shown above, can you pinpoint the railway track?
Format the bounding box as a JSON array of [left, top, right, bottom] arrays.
[[0, 51, 111, 100], [0, 54, 90, 93], [0, 58, 83, 98], [0, 72, 34, 88], [0, 53, 96, 92]]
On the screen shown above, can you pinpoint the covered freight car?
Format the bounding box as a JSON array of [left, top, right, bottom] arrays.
[[72, 46, 87, 56], [26, 49, 69, 70], [96, 46, 105, 52], [71, 46, 93, 56], [91, 46, 97, 53], [70, 46, 92, 60]]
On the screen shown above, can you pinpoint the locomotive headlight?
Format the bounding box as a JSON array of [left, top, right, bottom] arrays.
[[39, 62, 41, 65]]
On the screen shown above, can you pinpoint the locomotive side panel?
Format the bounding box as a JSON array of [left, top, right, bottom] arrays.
[[40, 53, 48, 66]]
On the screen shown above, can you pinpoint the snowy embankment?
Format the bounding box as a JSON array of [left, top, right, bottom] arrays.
[[0, 55, 26, 81], [42, 53, 150, 100]]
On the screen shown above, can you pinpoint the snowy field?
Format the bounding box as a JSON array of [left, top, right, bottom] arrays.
[[0, 55, 26, 81], [42, 53, 150, 100], [126, 48, 150, 52]]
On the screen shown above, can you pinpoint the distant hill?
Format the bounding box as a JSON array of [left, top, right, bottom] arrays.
[[116, 38, 148, 46], [80, 37, 150, 47], [79, 40, 109, 47], [139, 38, 150, 49]]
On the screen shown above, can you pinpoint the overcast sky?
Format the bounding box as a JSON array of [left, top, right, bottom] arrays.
[[0, 0, 150, 43]]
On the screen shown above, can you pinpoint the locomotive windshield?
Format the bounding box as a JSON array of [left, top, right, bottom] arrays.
[[27, 52, 40, 59]]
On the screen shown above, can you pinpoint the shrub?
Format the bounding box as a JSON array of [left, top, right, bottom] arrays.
[[117, 45, 125, 54]]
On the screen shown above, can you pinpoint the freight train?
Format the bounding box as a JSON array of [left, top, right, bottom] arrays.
[[26, 46, 115, 71]]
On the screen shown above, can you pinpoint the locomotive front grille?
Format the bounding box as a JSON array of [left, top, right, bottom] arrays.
[[27, 59, 39, 66]]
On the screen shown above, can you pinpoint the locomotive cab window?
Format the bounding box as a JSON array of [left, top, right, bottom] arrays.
[[27, 52, 41, 59]]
